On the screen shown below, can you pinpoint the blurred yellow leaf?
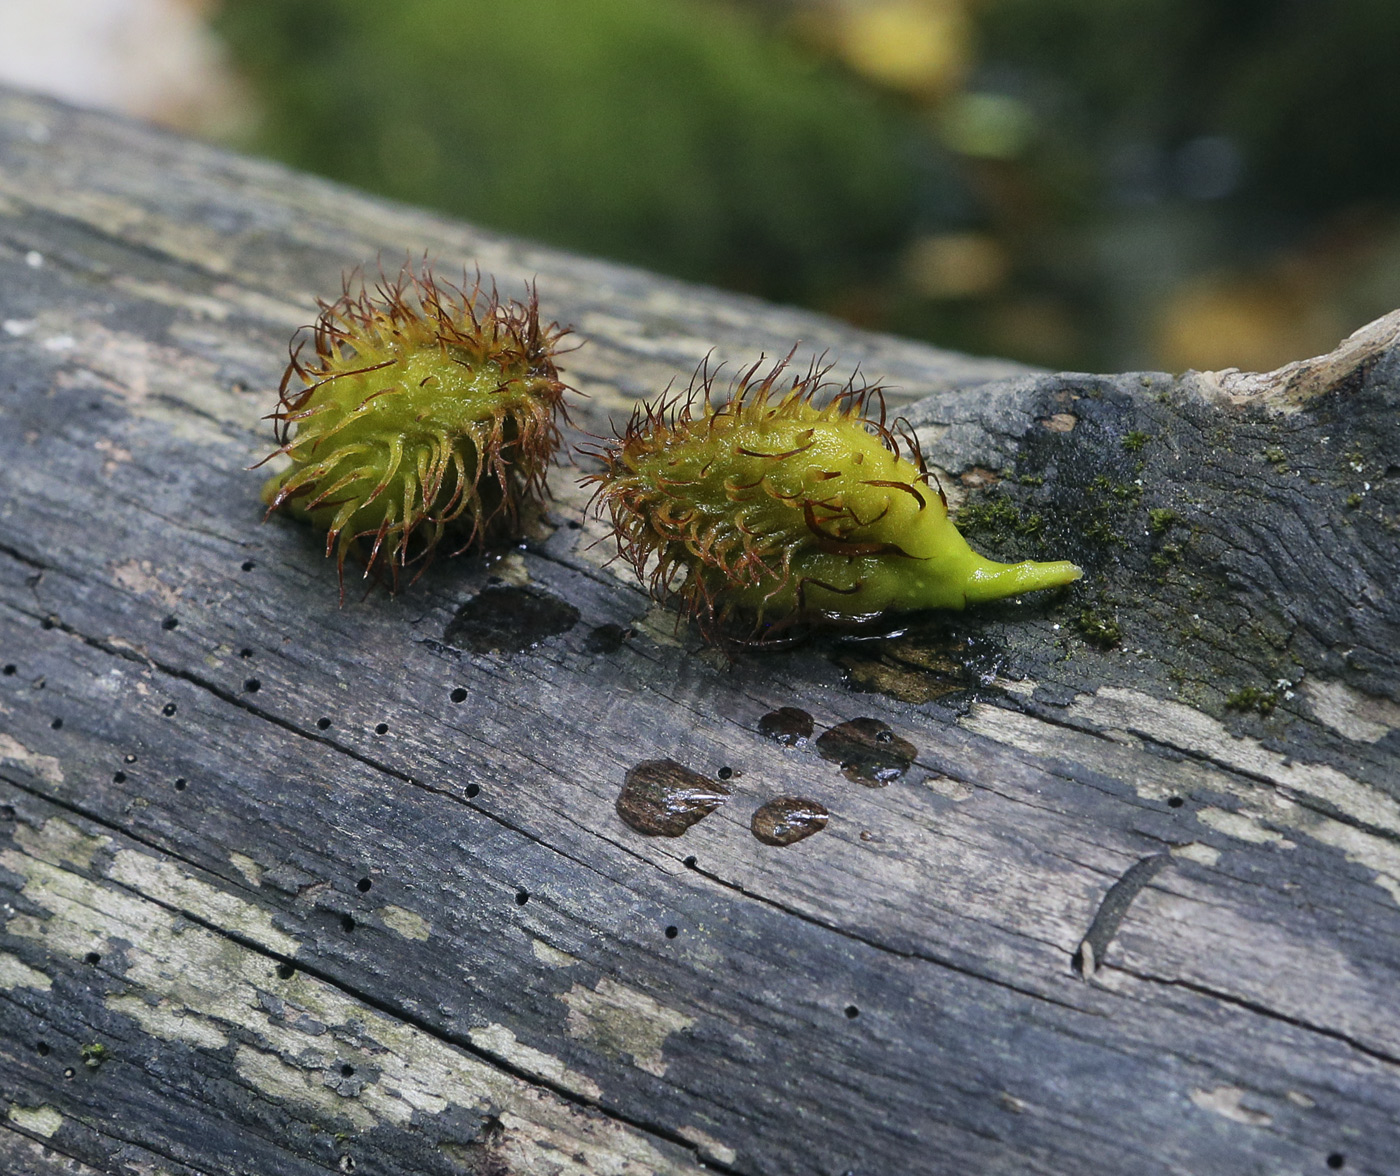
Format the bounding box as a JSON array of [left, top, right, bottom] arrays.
[[903, 231, 1008, 298], [836, 0, 971, 97]]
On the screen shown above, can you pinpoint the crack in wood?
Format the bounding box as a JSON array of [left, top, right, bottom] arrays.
[[686, 858, 1087, 1014], [1111, 965, 1400, 1070], [0, 541, 49, 574]]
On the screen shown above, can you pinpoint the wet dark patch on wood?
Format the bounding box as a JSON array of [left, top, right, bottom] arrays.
[[815, 718, 917, 786], [751, 797, 829, 846], [757, 706, 814, 747], [443, 585, 580, 654], [616, 759, 731, 836]]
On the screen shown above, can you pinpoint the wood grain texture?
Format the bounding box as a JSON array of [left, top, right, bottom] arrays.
[[1, 87, 1398, 1176]]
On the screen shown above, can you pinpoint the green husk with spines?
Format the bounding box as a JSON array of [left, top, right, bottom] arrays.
[[258, 263, 570, 591], [588, 356, 1081, 642]]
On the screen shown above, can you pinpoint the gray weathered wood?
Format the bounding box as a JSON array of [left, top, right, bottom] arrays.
[[2, 86, 1399, 1176]]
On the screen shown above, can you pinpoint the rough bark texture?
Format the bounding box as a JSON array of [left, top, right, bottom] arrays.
[[2, 87, 1399, 1176]]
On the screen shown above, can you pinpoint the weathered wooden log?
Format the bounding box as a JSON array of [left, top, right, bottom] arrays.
[[1, 86, 1398, 1176]]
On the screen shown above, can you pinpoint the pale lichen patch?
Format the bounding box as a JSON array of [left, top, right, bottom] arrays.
[[677, 1126, 738, 1167], [0, 950, 52, 991], [107, 849, 300, 957], [531, 938, 579, 969], [1301, 678, 1400, 744], [635, 604, 688, 650], [15, 817, 110, 870], [7, 1103, 63, 1138], [377, 904, 430, 942], [922, 774, 974, 801], [1067, 687, 1400, 838], [94, 437, 132, 475], [992, 676, 1036, 698], [229, 852, 263, 887], [1196, 808, 1295, 848], [1170, 843, 1221, 867], [469, 1023, 603, 1100], [1189, 1085, 1272, 1127], [234, 1043, 378, 1133], [962, 693, 1400, 906], [2, 843, 699, 1172], [0, 734, 65, 787], [107, 993, 230, 1050], [111, 559, 182, 609], [560, 977, 693, 1078]]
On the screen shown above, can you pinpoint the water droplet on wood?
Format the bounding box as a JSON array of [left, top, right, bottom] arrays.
[[816, 718, 916, 786], [617, 759, 730, 836], [751, 797, 829, 846], [444, 585, 579, 654], [584, 623, 630, 654], [758, 706, 814, 747]]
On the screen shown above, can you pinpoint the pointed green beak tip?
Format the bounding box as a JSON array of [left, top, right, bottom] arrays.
[[965, 558, 1083, 605]]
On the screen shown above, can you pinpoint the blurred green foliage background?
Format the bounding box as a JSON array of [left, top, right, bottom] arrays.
[[214, 0, 1400, 374]]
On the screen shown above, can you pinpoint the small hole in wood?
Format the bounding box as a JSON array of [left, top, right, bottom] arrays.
[[63, 1067, 75, 1079], [113, 771, 126, 784], [716, 766, 733, 780], [515, 890, 530, 906], [567, 520, 582, 530], [2, 664, 15, 675], [174, 778, 188, 791], [276, 962, 295, 980], [1327, 1155, 1345, 1170], [683, 855, 696, 868], [162, 702, 177, 717], [464, 782, 480, 798], [450, 687, 467, 703], [1167, 796, 1185, 808], [317, 717, 331, 730], [341, 914, 356, 933], [373, 722, 388, 735], [664, 925, 678, 939], [339, 1156, 356, 1174], [41, 617, 55, 630], [244, 678, 261, 693], [161, 615, 179, 631], [356, 877, 372, 893], [844, 1005, 859, 1019], [239, 647, 253, 658], [36, 1041, 50, 1056], [84, 952, 101, 966], [50, 717, 63, 730], [340, 1063, 355, 1077], [241, 560, 256, 572]]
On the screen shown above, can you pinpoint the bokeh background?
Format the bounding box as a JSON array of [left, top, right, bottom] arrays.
[[4, 0, 1399, 374]]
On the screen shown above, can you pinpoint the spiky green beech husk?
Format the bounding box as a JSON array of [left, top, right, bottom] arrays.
[[588, 357, 1081, 642], [259, 264, 570, 590]]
